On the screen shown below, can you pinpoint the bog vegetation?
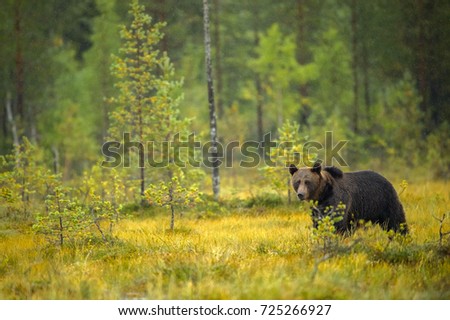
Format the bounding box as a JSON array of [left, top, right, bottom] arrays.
[[0, 175, 449, 299], [1, 0, 449, 299]]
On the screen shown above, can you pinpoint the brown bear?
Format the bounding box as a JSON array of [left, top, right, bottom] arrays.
[[289, 161, 408, 234]]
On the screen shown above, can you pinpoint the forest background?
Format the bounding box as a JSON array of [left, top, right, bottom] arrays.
[[1, 0, 449, 181]]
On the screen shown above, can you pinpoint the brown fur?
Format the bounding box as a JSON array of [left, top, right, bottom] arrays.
[[289, 161, 408, 234]]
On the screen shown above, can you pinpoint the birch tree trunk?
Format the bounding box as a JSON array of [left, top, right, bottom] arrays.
[[203, 0, 220, 200]]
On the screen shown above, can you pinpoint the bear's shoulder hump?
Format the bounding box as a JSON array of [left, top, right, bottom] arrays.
[[324, 166, 344, 179]]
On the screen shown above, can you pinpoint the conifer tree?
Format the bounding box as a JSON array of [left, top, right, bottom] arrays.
[[108, 0, 183, 202]]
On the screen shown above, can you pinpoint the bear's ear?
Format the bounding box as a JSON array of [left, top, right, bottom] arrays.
[[311, 160, 322, 174], [288, 164, 298, 176]]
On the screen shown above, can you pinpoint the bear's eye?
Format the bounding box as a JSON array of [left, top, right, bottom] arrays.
[[304, 180, 310, 185], [293, 182, 300, 189]]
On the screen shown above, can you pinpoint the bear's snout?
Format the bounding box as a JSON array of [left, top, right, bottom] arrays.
[[297, 192, 305, 200]]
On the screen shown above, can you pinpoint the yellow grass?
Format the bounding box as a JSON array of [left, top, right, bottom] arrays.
[[0, 180, 449, 299]]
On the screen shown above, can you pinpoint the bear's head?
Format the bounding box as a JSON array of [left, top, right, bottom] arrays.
[[289, 161, 342, 202]]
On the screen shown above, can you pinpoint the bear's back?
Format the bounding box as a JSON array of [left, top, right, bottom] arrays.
[[341, 170, 397, 195], [337, 170, 401, 219]]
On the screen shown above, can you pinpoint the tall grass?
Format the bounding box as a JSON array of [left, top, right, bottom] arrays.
[[0, 181, 448, 299]]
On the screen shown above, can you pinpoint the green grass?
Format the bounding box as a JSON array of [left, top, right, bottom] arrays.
[[0, 181, 449, 299]]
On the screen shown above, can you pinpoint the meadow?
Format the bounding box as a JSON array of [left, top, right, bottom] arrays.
[[0, 177, 449, 300]]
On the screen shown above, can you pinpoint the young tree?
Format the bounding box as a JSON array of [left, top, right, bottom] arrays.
[[260, 121, 311, 203], [0, 137, 56, 219], [146, 167, 202, 231], [33, 176, 125, 247], [108, 0, 182, 202], [33, 185, 89, 247], [202, 0, 220, 200], [109, 0, 204, 226]]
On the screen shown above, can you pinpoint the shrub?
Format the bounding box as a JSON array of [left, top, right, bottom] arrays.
[[145, 167, 202, 230]]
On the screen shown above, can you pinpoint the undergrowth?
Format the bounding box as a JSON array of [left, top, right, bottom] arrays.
[[0, 181, 449, 299]]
